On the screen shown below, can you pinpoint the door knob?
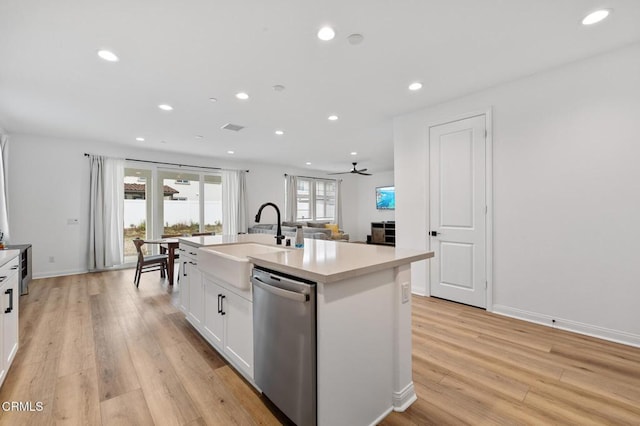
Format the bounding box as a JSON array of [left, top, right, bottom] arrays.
[[430, 231, 441, 236]]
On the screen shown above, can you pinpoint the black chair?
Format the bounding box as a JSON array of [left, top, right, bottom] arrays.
[[133, 238, 168, 287]]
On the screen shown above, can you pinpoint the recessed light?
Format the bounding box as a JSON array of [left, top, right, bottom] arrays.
[[275, 130, 284, 135], [306, 162, 312, 166], [158, 104, 173, 111], [135, 137, 145, 142], [582, 9, 611, 25], [317, 26, 336, 41], [227, 150, 235, 154], [235, 92, 249, 100], [408, 82, 423, 91], [350, 151, 357, 156], [195, 135, 203, 139], [160, 140, 167, 144], [97, 50, 119, 62], [328, 115, 339, 121], [273, 85, 286, 92], [209, 97, 217, 102]]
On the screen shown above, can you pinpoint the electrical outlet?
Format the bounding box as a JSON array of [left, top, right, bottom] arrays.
[[402, 282, 410, 303], [67, 218, 79, 225], [49, 256, 55, 263]]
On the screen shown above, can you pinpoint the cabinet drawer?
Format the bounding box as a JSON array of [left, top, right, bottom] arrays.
[[0, 258, 20, 281]]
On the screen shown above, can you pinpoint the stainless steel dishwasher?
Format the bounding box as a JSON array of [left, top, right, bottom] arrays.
[[252, 266, 316, 426]]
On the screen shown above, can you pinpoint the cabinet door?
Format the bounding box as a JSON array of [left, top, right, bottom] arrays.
[[202, 278, 224, 350], [187, 260, 203, 328], [223, 291, 254, 378], [179, 258, 190, 314], [0, 283, 5, 386], [2, 273, 18, 371]]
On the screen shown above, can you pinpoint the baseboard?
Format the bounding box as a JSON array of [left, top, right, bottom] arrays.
[[369, 407, 394, 426], [34, 263, 135, 280], [411, 288, 428, 297], [392, 381, 417, 411], [33, 269, 88, 279], [492, 304, 640, 348]]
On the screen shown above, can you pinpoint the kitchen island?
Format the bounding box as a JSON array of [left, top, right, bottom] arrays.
[[179, 234, 433, 426]]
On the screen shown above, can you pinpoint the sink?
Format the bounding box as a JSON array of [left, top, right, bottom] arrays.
[[198, 243, 289, 290]]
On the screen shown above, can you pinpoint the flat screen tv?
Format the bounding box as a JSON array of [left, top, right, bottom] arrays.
[[376, 186, 395, 210]]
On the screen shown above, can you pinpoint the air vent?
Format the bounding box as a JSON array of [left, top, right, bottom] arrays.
[[221, 123, 245, 132]]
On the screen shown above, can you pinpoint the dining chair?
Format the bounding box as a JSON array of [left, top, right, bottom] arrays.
[[133, 238, 169, 287]]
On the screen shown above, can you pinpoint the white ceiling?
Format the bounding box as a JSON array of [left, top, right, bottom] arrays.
[[1, 0, 639, 173]]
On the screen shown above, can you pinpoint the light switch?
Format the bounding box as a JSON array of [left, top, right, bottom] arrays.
[[402, 282, 410, 303]]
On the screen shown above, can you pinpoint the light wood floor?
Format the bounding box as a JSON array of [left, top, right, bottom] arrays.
[[1, 270, 639, 425]]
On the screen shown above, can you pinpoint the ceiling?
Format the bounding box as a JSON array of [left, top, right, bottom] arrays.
[[1, 1, 639, 174]]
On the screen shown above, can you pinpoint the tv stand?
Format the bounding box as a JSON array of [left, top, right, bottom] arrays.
[[370, 221, 395, 246]]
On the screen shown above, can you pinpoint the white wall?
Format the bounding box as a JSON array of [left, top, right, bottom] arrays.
[[352, 170, 395, 242], [394, 43, 640, 346], [6, 134, 357, 277]]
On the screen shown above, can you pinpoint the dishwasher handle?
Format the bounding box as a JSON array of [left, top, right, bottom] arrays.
[[253, 276, 309, 302]]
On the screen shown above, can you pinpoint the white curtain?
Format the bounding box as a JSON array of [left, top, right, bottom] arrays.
[[222, 170, 248, 235], [335, 179, 343, 228], [88, 155, 124, 270], [0, 134, 9, 244], [285, 174, 298, 222]]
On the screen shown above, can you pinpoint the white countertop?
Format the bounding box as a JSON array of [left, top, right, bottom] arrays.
[[0, 249, 20, 268], [179, 233, 283, 247], [184, 234, 433, 283]]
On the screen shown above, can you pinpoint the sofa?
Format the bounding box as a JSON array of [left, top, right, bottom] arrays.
[[248, 221, 349, 241]]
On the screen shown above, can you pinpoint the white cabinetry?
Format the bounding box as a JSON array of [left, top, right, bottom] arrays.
[[181, 245, 204, 328], [202, 275, 254, 379], [0, 253, 19, 388], [177, 245, 189, 313], [181, 243, 254, 380]]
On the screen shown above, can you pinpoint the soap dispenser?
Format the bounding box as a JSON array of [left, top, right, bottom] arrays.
[[295, 225, 304, 248]]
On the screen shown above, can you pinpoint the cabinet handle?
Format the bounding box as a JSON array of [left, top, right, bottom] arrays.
[[10, 265, 18, 270], [220, 295, 226, 315], [5, 288, 13, 314], [183, 262, 188, 277], [217, 294, 222, 314], [0, 276, 6, 283]]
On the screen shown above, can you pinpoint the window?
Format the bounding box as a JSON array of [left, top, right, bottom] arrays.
[[295, 178, 336, 221]]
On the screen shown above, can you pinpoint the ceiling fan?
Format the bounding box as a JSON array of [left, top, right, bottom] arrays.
[[328, 162, 372, 176]]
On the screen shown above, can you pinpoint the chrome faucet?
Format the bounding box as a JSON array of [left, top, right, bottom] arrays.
[[255, 202, 285, 245]]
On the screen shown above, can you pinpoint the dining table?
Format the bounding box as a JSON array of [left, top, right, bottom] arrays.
[[143, 238, 180, 285]]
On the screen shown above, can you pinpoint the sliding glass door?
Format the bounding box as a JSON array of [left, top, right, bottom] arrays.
[[123, 168, 152, 262], [157, 170, 223, 236], [122, 166, 223, 263]]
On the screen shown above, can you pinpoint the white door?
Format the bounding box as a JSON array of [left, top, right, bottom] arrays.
[[429, 115, 487, 308]]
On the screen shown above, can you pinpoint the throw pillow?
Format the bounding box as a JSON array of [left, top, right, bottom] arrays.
[[253, 224, 274, 230], [325, 223, 340, 236], [282, 221, 305, 228], [307, 221, 330, 228]]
